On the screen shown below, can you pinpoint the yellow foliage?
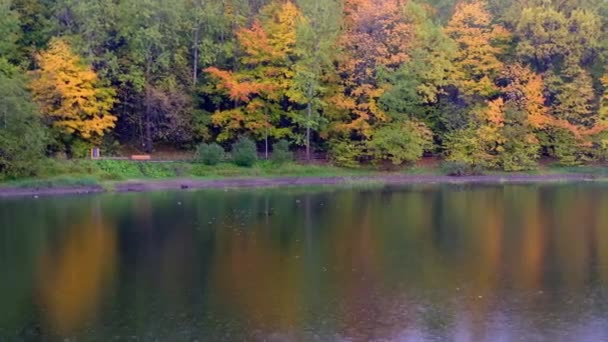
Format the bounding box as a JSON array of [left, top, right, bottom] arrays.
[[205, 1, 301, 140], [29, 38, 117, 141], [445, 0, 509, 97]]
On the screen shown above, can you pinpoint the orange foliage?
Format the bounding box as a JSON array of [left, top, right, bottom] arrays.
[[334, 0, 413, 136], [500, 64, 551, 128], [37, 220, 116, 334], [205, 1, 301, 141], [205, 67, 272, 102]]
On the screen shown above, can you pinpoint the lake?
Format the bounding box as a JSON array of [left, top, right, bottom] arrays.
[[2, 183, 608, 341]]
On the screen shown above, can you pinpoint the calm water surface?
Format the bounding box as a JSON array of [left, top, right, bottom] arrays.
[[2, 184, 608, 341]]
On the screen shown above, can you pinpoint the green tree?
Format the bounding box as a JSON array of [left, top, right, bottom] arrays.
[[0, 0, 21, 62], [0, 59, 47, 178], [288, 0, 341, 160], [117, 0, 194, 151], [367, 121, 433, 165]]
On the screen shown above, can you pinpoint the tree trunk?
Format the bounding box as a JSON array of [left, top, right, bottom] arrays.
[[144, 90, 153, 153], [192, 26, 199, 87], [265, 128, 269, 160], [306, 84, 314, 162]]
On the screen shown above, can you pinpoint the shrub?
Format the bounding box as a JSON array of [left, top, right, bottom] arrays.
[[547, 128, 586, 166], [231, 137, 257, 167], [329, 139, 365, 168], [367, 121, 433, 165], [443, 126, 498, 169], [195, 142, 224, 165], [69, 139, 93, 159], [498, 124, 540, 171], [271, 140, 293, 165]]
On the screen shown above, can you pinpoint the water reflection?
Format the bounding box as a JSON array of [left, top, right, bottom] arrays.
[[1, 184, 608, 340], [36, 212, 116, 335]]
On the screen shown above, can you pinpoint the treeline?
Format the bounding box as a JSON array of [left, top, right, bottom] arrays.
[[1, 0, 608, 177]]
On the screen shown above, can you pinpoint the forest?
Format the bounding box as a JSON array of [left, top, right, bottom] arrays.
[[2, 0, 608, 178]]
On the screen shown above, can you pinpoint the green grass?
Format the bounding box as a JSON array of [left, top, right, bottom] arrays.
[[3, 158, 608, 189], [1, 176, 101, 189]]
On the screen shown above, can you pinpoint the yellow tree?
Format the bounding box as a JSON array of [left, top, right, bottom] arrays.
[[445, 0, 509, 97], [30, 38, 117, 142], [205, 1, 301, 157], [599, 75, 608, 122]]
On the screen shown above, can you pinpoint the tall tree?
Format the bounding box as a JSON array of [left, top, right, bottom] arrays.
[[445, 0, 509, 98], [330, 0, 413, 137], [0, 0, 21, 62], [0, 59, 47, 177], [118, 0, 193, 151], [289, 0, 341, 160], [30, 38, 117, 143], [205, 0, 302, 157]]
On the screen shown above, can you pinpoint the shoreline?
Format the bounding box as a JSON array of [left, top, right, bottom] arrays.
[[0, 173, 600, 198]]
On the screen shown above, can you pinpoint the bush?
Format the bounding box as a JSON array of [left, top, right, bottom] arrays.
[[329, 139, 365, 168], [498, 125, 540, 171], [69, 139, 93, 159], [548, 129, 586, 166], [195, 142, 224, 165], [231, 137, 257, 167], [367, 121, 433, 165], [441, 161, 484, 177], [443, 126, 498, 169], [271, 140, 293, 165]]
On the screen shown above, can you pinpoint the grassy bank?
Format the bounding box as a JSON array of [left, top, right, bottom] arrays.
[[0, 159, 375, 189], [1, 159, 607, 190]]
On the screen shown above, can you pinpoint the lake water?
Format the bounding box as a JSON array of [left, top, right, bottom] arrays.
[[2, 184, 608, 341]]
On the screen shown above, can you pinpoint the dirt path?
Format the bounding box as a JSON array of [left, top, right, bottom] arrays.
[[0, 173, 600, 198]]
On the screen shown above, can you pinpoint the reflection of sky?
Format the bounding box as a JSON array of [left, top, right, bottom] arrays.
[[2, 184, 608, 339]]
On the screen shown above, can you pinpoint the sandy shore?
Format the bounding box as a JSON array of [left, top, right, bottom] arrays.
[[0, 173, 600, 198]]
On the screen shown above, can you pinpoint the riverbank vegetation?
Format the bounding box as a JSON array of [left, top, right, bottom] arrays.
[[2, 0, 608, 181]]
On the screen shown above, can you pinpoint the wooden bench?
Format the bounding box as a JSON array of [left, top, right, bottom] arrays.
[[130, 155, 152, 161]]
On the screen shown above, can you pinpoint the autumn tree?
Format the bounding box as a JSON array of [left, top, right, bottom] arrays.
[[330, 0, 413, 137], [30, 38, 117, 147], [445, 64, 551, 170], [205, 0, 302, 157], [515, 5, 601, 72], [445, 0, 509, 98], [379, 1, 455, 126]]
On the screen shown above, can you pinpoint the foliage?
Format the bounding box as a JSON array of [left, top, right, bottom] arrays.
[[195, 143, 225, 166], [231, 137, 258, 167], [29, 38, 117, 142], [3, 0, 608, 174], [0, 60, 47, 179], [329, 139, 366, 169], [271, 140, 293, 165], [445, 0, 509, 97], [367, 121, 433, 165]]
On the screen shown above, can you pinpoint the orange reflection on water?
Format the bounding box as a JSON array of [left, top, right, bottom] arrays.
[[36, 218, 117, 335], [209, 227, 304, 333]]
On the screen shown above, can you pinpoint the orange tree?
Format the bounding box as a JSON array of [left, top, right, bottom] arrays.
[[205, 0, 302, 157]]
